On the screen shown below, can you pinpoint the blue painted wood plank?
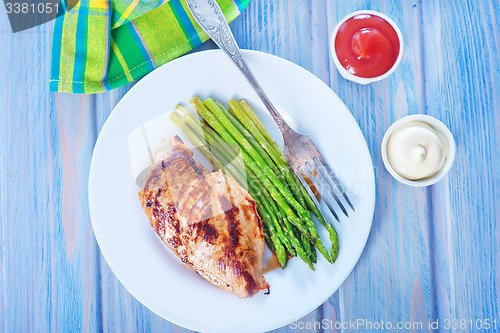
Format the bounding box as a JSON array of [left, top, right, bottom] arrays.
[[420, 0, 500, 331], [0, 17, 102, 332]]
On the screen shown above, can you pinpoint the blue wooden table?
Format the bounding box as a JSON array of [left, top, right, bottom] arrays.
[[1, 0, 499, 332]]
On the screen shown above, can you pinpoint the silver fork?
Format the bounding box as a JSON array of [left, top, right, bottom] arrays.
[[186, 0, 354, 221]]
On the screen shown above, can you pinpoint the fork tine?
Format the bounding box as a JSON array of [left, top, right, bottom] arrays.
[[296, 167, 340, 223], [302, 163, 341, 222], [306, 161, 349, 218], [314, 156, 355, 212]]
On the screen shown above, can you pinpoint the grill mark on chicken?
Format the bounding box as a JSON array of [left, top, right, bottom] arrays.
[[177, 179, 209, 213], [220, 180, 240, 247], [189, 158, 205, 175], [152, 208, 165, 235], [218, 191, 258, 295], [188, 219, 219, 244], [241, 266, 258, 295], [165, 205, 181, 248], [173, 180, 190, 203], [168, 236, 182, 249], [201, 221, 218, 243], [225, 204, 241, 247], [219, 178, 263, 296]]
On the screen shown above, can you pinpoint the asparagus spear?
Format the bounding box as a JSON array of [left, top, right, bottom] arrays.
[[169, 111, 221, 168], [300, 230, 317, 264], [212, 101, 285, 185], [275, 204, 314, 270], [261, 222, 275, 253], [238, 99, 281, 152], [229, 99, 305, 207], [252, 192, 287, 268], [175, 106, 248, 182], [299, 183, 340, 261], [258, 186, 297, 257], [235, 99, 340, 262]]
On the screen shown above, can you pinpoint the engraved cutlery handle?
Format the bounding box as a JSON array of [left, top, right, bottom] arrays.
[[186, 0, 291, 133]]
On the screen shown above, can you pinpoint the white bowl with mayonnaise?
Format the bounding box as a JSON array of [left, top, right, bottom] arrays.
[[381, 115, 456, 186]]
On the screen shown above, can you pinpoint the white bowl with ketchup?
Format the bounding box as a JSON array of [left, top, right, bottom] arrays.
[[330, 10, 403, 84]]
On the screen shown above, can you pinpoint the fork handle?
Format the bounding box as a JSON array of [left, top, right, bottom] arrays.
[[186, 0, 292, 133]]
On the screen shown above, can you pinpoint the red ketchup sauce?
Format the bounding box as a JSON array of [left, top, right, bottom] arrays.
[[335, 14, 400, 78]]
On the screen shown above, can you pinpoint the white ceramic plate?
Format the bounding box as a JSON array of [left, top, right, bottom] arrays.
[[89, 50, 375, 333]]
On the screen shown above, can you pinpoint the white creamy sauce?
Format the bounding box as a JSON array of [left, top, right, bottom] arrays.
[[387, 121, 447, 180]]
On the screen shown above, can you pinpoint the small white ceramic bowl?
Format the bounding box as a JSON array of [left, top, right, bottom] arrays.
[[381, 115, 456, 187], [330, 10, 404, 84]]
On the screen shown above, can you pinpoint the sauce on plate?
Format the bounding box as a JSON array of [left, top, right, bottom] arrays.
[[263, 252, 282, 274]]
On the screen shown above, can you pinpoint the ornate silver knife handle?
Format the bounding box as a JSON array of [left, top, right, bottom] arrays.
[[185, 0, 292, 132]]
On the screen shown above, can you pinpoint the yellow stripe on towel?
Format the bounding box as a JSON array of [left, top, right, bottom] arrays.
[[113, 0, 140, 28]]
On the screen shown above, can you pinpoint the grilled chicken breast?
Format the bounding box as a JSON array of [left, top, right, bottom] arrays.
[[139, 136, 269, 297]]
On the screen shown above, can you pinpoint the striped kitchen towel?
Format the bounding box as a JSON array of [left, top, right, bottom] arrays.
[[50, 0, 250, 94]]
